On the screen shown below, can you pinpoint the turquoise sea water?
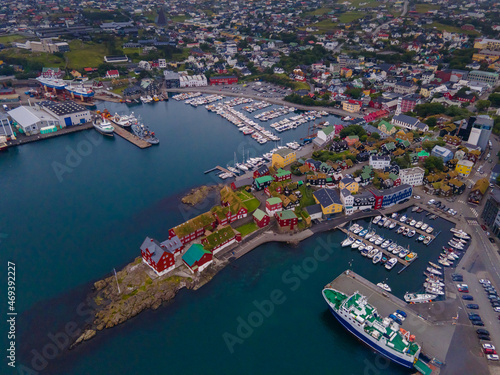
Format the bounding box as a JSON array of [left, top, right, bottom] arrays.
[[1, 99, 455, 374]]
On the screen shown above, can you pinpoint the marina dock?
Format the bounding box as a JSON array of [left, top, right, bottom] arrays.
[[113, 125, 151, 149], [325, 270, 453, 365], [215, 165, 236, 176], [338, 227, 410, 266], [381, 213, 436, 241]]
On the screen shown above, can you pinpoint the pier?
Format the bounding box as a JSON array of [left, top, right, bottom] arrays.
[[381, 213, 436, 241], [112, 125, 151, 149], [326, 270, 453, 365], [215, 165, 236, 177], [338, 227, 410, 266]]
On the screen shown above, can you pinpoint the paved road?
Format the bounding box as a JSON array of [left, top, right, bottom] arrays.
[[372, 0, 408, 36]]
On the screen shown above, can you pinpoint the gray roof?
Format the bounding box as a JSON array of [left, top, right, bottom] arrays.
[[140, 237, 166, 263], [160, 235, 182, 254], [7, 106, 57, 127], [392, 114, 420, 126], [313, 188, 342, 207], [305, 204, 323, 215], [40, 101, 88, 116]]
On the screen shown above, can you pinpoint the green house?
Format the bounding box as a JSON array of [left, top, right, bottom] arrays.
[[182, 244, 213, 273]]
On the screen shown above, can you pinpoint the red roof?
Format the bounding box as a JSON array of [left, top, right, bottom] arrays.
[[107, 70, 119, 76]]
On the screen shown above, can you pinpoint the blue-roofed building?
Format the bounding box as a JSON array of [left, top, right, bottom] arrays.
[[431, 145, 454, 163]]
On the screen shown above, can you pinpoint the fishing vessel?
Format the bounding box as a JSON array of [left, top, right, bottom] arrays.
[[405, 252, 417, 262], [65, 84, 95, 99], [110, 113, 134, 128], [93, 116, 114, 136], [322, 285, 421, 368], [404, 292, 436, 304]]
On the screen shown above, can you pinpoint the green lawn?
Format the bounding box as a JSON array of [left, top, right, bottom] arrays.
[[304, 7, 333, 16], [0, 34, 26, 44], [236, 222, 259, 237], [348, 0, 378, 8], [423, 22, 479, 36], [237, 190, 254, 200], [65, 41, 108, 69], [0, 48, 65, 67], [298, 185, 317, 208], [293, 81, 311, 91], [338, 11, 364, 23], [415, 4, 439, 13], [170, 15, 188, 22], [242, 198, 260, 212], [309, 19, 337, 32]]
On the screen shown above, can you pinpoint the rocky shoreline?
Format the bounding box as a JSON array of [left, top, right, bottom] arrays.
[[70, 256, 228, 349], [181, 184, 222, 206]]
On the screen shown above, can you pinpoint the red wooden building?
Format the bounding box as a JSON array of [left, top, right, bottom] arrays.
[[275, 210, 298, 230], [140, 237, 176, 276], [168, 212, 217, 245], [209, 76, 238, 85], [253, 209, 270, 228]]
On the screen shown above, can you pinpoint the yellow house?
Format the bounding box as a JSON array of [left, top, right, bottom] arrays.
[[472, 50, 500, 63], [420, 86, 431, 98], [313, 188, 343, 215], [343, 101, 361, 113], [272, 148, 296, 169], [474, 39, 500, 51], [455, 159, 474, 177], [340, 68, 352, 78], [339, 177, 359, 194]]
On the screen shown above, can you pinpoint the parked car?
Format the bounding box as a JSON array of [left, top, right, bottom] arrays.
[[389, 314, 402, 325], [414, 195, 420, 199], [483, 343, 495, 350], [482, 225, 488, 231], [478, 334, 491, 341], [396, 309, 407, 318], [484, 349, 497, 355], [477, 329, 490, 335], [494, 307, 500, 313], [462, 295, 474, 300], [473, 320, 485, 326], [487, 354, 499, 361], [428, 199, 435, 205], [489, 238, 495, 243], [480, 278, 492, 285], [469, 313, 481, 320], [453, 276, 464, 282], [467, 304, 479, 309]]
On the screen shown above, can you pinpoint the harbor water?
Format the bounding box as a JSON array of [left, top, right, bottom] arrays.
[[1, 98, 457, 374]]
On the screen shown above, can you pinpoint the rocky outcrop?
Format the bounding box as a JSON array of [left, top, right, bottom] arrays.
[[181, 184, 222, 206], [70, 329, 96, 349]]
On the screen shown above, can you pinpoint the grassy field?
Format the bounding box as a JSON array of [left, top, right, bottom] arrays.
[[298, 185, 317, 208], [415, 4, 439, 13], [309, 19, 337, 32], [242, 198, 260, 212], [348, 0, 378, 8], [338, 11, 364, 23], [65, 41, 109, 70], [170, 15, 188, 23], [423, 22, 479, 36], [143, 11, 157, 22], [0, 48, 65, 67], [292, 81, 311, 91], [0, 34, 26, 44], [304, 7, 333, 16], [236, 222, 259, 237]]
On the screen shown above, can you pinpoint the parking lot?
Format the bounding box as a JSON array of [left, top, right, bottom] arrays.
[[214, 81, 295, 100]]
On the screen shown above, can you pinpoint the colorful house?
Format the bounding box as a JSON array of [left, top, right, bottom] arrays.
[[272, 148, 296, 168], [254, 175, 274, 190], [275, 210, 298, 230], [253, 209, 270, 228], [455, 159, 474, 177], [339, 177, 359, 194], [201, 226, 241, 255], [343, 100, 362, 113], [378, 120, 397, 136], [253, 164, 270, 179], [313, 188, 344, 215], [370, 184, 413, 209], [168, 212, 217, 245], [182, 244, 213, 273], [345, 135, 359, 146], [274, 168, 292, 182], [141, 237, 176, 276], [305, 158, 322, 172], [266, 197, 283, 216]]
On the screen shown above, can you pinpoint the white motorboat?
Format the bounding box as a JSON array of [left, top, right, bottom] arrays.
[[378, 217, 387, 227], [391, 213, 399, 219], [351, 239, 363, 249], [389, 221, 397, 229], [367, 248, 378, 258], [353, 226, 363, 234], [381, 240, 391, 248], [438, 259, 451, 267], [407, 229, 416, 238], [426, 267, 442, 275], [426, 278, 444, 287], [393, 245, 404, 256], [373, 215, 382, 224], [412, 206, 420, 212], [373, 252, 383, 264], [428, 262, 441, 269], [403, 227, 410, 236], [421, 223, 429, 231], [426, 226, 434, 234], [399, 215, 407, 223], [365, 245, 374, 252], [404, 292, 436, 303], [341, 236, 355, 247], [369, 235, 378, 243], [385, 258, 397, 270], [388, 243, 397, 252], [399, 249, 409, 258], [375, 236, 384, 245], [358, 242, 366, 251], [365, 230, 376, 240], [409, 219, 417, 226], [384, 219, 392, 228], [415, 221, 423, 229], [396, 226, 404, 234], [93, 116, 115, 136], [425, 287, 444, 296], [377, 282, 391, 292]]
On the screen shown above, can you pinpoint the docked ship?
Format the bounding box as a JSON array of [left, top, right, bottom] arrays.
[[93, 117, 114, 136], [36, 76, 67, 92], [404, 292, 436, 304], [322, 285, 421, 368], [65, 84, 95, 101], [131, 121, 159, 144]]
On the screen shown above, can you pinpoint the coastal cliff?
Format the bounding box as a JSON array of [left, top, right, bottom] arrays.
[[71, 257, 227, 348]]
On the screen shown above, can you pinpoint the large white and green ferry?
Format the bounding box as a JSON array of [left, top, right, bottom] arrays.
[[322, 287, 421, 368]]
